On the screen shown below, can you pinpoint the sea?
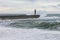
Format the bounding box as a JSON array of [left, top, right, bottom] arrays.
[[0, 17, 60, 40]]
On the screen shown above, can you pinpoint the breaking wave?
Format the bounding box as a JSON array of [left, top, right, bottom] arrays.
[[0, 19, 60, 40], [0, 19, 60, 30]]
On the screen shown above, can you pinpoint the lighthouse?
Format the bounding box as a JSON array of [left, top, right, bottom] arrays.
[[34, 9, 36, 15], [0, 9, 40, 19]]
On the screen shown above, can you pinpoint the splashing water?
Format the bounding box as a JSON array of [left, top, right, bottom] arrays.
[[0, 19, 60, 30], [0, 19, 60, 40]]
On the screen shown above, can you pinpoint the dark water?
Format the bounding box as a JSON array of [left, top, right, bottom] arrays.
[[0, 18, 60, 30], [0, 19, 60, 40]]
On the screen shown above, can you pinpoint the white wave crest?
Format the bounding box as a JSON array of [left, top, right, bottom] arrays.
[[0, 25, 60, 40]]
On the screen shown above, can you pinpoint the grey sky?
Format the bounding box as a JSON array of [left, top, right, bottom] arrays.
[[0, 0, 60, 13]]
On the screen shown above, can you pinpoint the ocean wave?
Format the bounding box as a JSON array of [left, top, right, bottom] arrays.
[[0, 19, 60, 30], [0, 27, 60, 40], [7, 19, 60, 30]]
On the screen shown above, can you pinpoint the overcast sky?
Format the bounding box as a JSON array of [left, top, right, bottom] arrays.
[[0, 0, 60, 13]]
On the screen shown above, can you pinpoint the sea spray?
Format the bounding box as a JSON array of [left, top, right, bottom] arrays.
[[0, 25, 60, 40], [9, 21, 60, 30], [0, 19, 60, 40], [0, 19, 60, 30]]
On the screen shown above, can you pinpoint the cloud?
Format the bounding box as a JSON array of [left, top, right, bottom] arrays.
[[33, 1, 60, 12], [0, 0, 33, 13], [52, 4, 60, 9], [35, 0, 60, 2], [0, 0, 32, 7], [0, 0, 60, 13]]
